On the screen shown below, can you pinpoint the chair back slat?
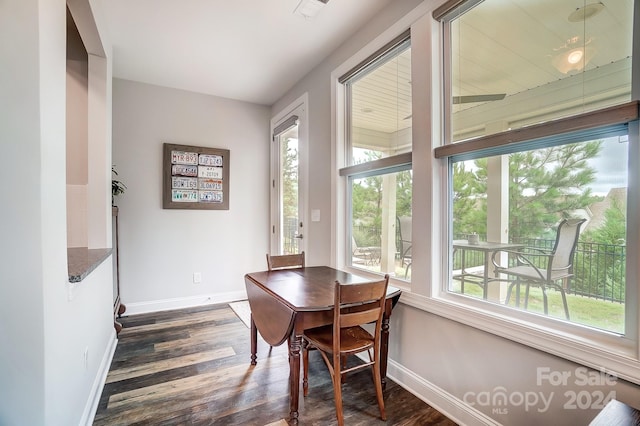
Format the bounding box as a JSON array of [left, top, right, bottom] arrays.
[[333, 277, 389, 341], [397, 216, 412, 257], [266, 252, 305, 270], [338, 280, 387, 305], [340, 308, 382, 328]]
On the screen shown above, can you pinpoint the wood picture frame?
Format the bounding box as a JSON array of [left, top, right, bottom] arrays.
[[163, 143, 230, 210]]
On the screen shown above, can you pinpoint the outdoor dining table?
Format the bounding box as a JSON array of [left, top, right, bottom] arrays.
[[244, 266, 402, 424], [453, 240, 525, 299]]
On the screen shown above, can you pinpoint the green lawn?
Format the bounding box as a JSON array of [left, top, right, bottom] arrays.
[[451, 280, 624, 334], [362, 263, 625, 334]]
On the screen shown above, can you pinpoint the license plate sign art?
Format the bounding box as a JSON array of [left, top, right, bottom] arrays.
[[163, 143, 229, 210]]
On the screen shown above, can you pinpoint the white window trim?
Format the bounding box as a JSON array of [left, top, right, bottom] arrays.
[[330, 1, 431, 281], [417, 2, 640, 384], [332, 1, 640, 385]]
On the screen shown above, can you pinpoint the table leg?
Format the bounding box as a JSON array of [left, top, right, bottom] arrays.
[[288, 333, 302, 424], [250, 314, 257, 366], [380, 311, 391, 389]]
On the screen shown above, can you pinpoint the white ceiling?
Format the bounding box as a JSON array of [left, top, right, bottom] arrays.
[[101, 0, 394, 106], [349, 0, 633, 147], [100, 0, 633, 137]]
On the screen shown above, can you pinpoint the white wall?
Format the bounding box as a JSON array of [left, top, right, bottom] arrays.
[[66, 55, 89, 247], [0, 0, 117, 424], [0, 1, 47, 423], [271, 0, 640, 424], [112, 79, 271, 313], [271, 1, 426, 267]]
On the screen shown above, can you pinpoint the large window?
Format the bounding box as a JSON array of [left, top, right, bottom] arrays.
[[449, 132, 629, 334], [432, 0, 638, 375], [340, 31, 413, 281], [443, 0, 633, 142]]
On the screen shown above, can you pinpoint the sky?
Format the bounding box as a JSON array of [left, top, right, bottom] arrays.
[[586, 135, 629, 196]]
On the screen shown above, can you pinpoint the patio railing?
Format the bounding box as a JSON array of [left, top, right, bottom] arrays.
[[350, 225, 626, 303], [523, 238, 626, 303], [453, 235, 626, 303]]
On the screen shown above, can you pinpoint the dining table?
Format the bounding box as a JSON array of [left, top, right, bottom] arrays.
[[244, 266, 402, 424]]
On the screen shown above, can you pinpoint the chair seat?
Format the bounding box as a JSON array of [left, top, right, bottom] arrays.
[[304, 325, 374, 354], [493, 219, 586, 322], [500, 265, 571, 282]]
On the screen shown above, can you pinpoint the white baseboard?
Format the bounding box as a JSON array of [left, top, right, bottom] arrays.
[[386, 358, 501, 426], [82, 328, 118, 426], [123, 291, 247, 316]]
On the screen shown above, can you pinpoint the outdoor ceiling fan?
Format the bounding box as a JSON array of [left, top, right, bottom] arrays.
[[453, 93, 506, 104], [403, 93, 506, 120]]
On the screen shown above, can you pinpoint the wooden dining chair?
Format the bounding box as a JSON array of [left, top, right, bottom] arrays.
[[302, 274, 390, 426], [263, 251, 305, 349], [266, 251, 305, 271]]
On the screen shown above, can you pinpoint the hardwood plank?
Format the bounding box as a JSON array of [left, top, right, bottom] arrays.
[[105, 347, 236, 383], [107, 354, 288, 408], [117, 309, 235, 336], [95, 304, 457, 426]]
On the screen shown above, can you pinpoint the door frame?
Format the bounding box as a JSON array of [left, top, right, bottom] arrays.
[[270, 93, 309, 255]]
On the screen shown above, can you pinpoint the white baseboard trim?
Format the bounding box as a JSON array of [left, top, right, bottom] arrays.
[[386, 359, 501, 426], [123, 291, 247, 316], [82, 328, 118, 426]]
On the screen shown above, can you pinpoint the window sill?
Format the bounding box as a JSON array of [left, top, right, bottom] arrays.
[[400, 290, 640, 386], [67, 247, 112, 283]]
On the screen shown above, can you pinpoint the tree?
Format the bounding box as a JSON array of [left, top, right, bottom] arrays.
[[452, 161, 486, 237], [281, 137, 298, 220], [396, 170, 412, 218], [453, 141, 602, 239], [583, 199, 626, 245], [351, 151, 384, 245], [576, 199, 627, 301], [351, 150, 413, 246]]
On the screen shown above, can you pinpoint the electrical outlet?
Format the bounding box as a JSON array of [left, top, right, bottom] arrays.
[[193, 272, 202, 283]]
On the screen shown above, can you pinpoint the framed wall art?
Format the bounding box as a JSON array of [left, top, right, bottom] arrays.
[[163, 143, 230, 210]]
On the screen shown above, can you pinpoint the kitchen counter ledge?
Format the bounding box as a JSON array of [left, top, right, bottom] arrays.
[[68, 247, 112, 283]]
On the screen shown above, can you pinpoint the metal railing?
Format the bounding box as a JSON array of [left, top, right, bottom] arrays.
[[283, 217, 299, 254], [325, 223, 628, 303], [453, 234, 626, 303]]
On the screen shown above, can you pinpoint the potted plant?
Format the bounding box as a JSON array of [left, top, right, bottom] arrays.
[[112, 165, 127, 206]]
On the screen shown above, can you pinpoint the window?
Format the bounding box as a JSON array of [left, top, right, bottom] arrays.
[[441, 0, 633, 142], [431, 0, 639, 380], [339, 31, 413, 281], [449, 132, 629, 334]]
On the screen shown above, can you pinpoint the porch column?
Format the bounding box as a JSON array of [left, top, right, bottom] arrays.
[[380, 173, 397, 275], [486, 121, 510, 302]]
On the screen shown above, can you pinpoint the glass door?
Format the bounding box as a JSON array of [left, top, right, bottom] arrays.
[[271, 101, 306, 255]]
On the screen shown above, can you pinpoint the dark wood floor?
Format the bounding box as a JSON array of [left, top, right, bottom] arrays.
[[94, 303, 457, 425]]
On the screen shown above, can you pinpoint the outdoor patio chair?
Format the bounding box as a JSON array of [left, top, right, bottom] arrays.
[[490, 218, 586, 320], [397, 216, 412, 278], [351, 237, 379, 266]]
